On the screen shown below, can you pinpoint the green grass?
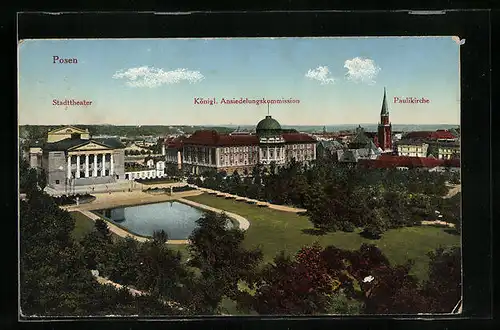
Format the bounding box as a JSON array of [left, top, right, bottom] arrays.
[[70, 211, 96, 241], [184, 193, 461, 281], [70, 211, 123, 242]]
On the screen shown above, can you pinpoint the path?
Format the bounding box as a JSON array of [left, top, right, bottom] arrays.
[[63, 189, 203, 212], [444, 183, 461, 199], [187, 184, 307, 213], [420, 184, 461, 228], [91, 270, 186, 312]]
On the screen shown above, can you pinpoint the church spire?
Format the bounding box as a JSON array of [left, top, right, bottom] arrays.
[[381, 87, 389, 116]]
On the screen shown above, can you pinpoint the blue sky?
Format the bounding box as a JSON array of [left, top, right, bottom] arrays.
[[18, 37, 460, 126]]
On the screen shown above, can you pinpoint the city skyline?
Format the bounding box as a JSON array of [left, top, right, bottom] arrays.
[[19, 37, 460, 126]]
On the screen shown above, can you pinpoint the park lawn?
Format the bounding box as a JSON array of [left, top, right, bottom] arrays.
[[70, 211, 122, 242], [70, 211, 96, 241], [184, 193, 461, 281]]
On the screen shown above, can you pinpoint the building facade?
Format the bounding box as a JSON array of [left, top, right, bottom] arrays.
[[165, 116, 317, 175], [28, 126, 126, 190], [396, 140, 429, 157], [436, 141, 461, 160]]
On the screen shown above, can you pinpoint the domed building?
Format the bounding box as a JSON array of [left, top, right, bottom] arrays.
[[255, 116, 286, 166], [167, 115, 317, 175]]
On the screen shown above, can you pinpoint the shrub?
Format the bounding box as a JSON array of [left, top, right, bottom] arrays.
[[340, 221, 355, 232], [360, 224, 383, 240]]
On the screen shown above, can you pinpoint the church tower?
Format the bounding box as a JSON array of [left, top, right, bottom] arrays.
[[377, 87, 392, 152]]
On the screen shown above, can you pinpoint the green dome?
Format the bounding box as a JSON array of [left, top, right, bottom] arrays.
[[256, 115, 282, 133]]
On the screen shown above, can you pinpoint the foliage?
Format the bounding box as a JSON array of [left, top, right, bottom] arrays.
[[420, 247, 462, 313], [186, 211, 263, 314], [191, 157, 456, 236], [19, 174, 178, 316], [248, 242, 461, 315]]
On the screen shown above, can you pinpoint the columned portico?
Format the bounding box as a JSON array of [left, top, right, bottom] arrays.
[[110, 153, 114, 175], [101, 153, 106, 177], [93, 154, 98, 177], [66, 151, 118, 180], [85, 154, 89, 177], [67, 155, 71, 178], [76, 155, 81, 178]]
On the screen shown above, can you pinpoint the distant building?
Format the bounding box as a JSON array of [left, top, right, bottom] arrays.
[[358, 155, 460, 170], [403, 130, 457, 142], [316, 140, 345, 160], [165, 115, 316, 175], [435, 141, 461, 160], [28, 126, 125, 190], [395, 140, 429, 157], [164, 136, 186, 169], [338, 125, 381, 163]]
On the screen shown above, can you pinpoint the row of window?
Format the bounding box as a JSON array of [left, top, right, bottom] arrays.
[[439, 148, 458, 153]]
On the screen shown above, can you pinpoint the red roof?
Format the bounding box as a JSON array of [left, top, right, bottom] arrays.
[[359, 155, 460, 169], [183, 130, 259, 146], [404, 130, 456, 140], [165, 136, 186, 149], [282, 133, 317, 143], [180, 130, 315, 146]]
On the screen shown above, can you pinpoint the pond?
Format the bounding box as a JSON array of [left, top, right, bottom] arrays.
[[95, 201, 207, 240]]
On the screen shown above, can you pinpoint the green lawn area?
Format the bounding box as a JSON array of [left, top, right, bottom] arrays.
[[70, 211, 96, 241], [70, 211, 122, 242], [184, 193, 461, 281]]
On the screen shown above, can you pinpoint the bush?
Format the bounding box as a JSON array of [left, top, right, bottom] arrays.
[[360, 224, 383, 239], [340, 221, 355, 232], [171, 185, 196, 193]]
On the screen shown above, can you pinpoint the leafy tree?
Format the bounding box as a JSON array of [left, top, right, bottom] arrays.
[[80, 219, 114, 271], [106, 237, 142, 285], [136, 231, 190, 301], [187, 211, 262, 312], [420, 247, 461, 313]]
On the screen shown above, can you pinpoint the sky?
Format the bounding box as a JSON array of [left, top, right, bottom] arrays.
[[18, 37, 460, 126]]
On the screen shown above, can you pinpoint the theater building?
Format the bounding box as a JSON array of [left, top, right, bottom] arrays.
[[28, 126, 126, 190], [165, 116, 317, 175]]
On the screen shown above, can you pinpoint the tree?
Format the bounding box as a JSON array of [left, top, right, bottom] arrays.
[[136, 231, 189, 300], [362, 261, 428, 314], [420, 247, 461, 313], [187, 211, 262, 312], [37, 168, 48, 190], [106, 237, 142, 285], [251, 244, 339, 315], [80, 220, 114, 271]]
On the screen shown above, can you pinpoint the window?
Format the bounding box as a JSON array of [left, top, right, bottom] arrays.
[[55, 180, 60, 184]]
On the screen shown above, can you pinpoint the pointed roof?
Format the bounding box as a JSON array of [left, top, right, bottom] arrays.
[[381, 87, 389, 116]]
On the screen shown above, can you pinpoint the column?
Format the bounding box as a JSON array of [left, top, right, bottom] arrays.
[[93, 154, 98, 177], [67, 155, 71, 179], [101, 153, 106, 176], [76, 155, 81, 178], [85, 154, 90, 177], [274, 146, 277, 161], [110, 153, 114, 175]]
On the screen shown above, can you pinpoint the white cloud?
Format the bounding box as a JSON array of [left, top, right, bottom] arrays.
[[112, 66, 204, 88], [344, 57, 381, 84], [305, 66, 335, 85]]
